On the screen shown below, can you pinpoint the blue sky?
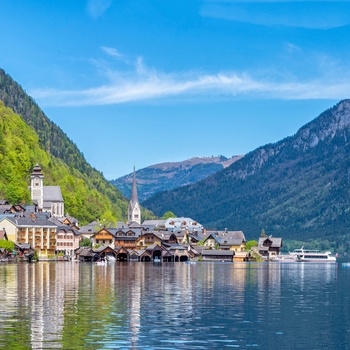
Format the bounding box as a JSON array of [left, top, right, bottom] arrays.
[[1, 1, 349, 178]]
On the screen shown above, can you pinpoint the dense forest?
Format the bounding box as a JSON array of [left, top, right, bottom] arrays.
[[0, 69, 155, 224], [144, 100, 350, 251]]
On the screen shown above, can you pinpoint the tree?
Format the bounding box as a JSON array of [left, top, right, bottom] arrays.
[[0, 239, 14, 251], [245, 240, 258, 251], [80, 238, 92, 247], [260, 229, 267, 237], [162, 211, 176, 219]]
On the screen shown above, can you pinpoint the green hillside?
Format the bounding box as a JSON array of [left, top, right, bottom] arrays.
[[0, 68, 155, 224], [0, 100, 127, 223]]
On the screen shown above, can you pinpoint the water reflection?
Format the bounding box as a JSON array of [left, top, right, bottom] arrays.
[[0, 262, 346, 349]]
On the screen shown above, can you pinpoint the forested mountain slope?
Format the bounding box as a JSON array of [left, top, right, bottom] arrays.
[[0, 68, 154, 224], [0, 101, 127, 223], [112, 155, 242, 201], [143, 100, 350, 244]]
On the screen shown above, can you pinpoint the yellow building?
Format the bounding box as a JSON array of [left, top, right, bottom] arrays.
[[0, 217, 57, 257]]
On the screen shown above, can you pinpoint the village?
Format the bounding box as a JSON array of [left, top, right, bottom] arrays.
[[0, 164, 283, 264]]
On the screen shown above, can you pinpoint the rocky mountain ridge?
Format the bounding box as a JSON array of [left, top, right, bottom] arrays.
[[111, 155, 243, 202], [143, 100, 350, 245]]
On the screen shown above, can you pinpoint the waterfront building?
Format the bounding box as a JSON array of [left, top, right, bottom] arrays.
[[202, 230, 246, 251], [128, 166, 141, 225], [56, 226, 81, 257], [258, 236, 283, 259], [0, 217, 57, 257]]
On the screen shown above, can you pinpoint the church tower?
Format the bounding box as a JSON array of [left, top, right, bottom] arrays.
[[128, 166, 141, 224], [31, 164, 44, 210]]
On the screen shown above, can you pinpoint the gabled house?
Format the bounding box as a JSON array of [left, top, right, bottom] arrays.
[[92, 228, 116, 247], [202, 231, 246, 252], [136, 231, 163, 249], [258, 236, 283, 259], [56, 226, 81, 257]]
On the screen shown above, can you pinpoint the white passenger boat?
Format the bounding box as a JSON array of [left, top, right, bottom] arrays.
[[290, 247, 337, 263]]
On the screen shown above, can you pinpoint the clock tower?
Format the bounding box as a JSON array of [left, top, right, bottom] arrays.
[[31, 164, 44, 210]]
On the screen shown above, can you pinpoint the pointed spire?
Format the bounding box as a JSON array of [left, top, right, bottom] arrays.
[[130, 165, 138, 205], [128, 165, 141, 224]]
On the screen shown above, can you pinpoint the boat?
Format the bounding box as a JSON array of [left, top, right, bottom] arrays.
[[95, 259, 107, 266], [153, 257, 161, 263], [272, 254, 296, 263], [290, 247, 337, 263]]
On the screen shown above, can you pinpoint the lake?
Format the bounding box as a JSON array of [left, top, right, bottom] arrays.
[[0, 261, 349, 349]]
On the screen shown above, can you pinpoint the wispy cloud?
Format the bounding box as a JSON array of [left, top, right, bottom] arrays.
[[101, 46, 122, 58], [31, 49, 350, 106], [201, 1, 350, 29], [86, 0, 112, 19]]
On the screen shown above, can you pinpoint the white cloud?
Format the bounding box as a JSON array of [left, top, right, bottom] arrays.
[[31, 64, 350, 106], [101, 46, 122, 58]]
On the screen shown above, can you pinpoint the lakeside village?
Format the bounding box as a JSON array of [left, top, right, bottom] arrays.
[[1, 164, 286, 264]]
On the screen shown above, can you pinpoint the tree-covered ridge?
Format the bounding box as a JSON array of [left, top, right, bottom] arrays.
[[0, 69, 125, 214], [143, 100, 350, 245], [0, 100, 128, 223]]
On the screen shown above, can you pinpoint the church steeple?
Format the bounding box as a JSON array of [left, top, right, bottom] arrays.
[[31, 164, 44, 210], [128, 166, 141, 224]]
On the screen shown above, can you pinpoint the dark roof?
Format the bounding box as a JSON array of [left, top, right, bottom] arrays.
[[258, 237, 283, 248], [202, 249, 235, 256], [57, 226, 80, 236], [43, 186, 63, 202], [2, 217, 57, 227], [202, 250, 235, 256]]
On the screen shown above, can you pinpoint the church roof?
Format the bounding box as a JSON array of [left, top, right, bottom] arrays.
[[31, 164, 44, 177], [43, 186, 63, 202]]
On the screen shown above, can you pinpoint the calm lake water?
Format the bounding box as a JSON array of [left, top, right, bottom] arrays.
[[0, 261, 349, 350]]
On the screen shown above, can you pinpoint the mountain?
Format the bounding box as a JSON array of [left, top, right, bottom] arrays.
[[143, 100, 350, 245], [111, 155, 243, 202], [0, 68, 155, 224]]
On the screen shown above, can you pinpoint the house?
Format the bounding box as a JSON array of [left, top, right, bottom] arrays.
[[0, 217, 57, 257], [92, 245, 127, 261], [203, 231, 246, 252], [79, 221, 98, 239], [163, 217, 204, 233], [75, 247, 96, 262], [136, 231, 163, 249], [201, 249, 235, 262], [92, 227, 116, 247], [258, 236, 283, 259], [163, 244, 189, 262], [91, 227, 146, 250], [56, 226, 81, 257]]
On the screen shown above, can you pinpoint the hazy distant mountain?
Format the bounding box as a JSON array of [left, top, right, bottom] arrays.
[[143, 100, 350, 243], [111, 155, 243, 202]]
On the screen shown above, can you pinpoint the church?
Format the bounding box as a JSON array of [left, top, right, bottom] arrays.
[[128, 166, 141, 225], [30, 164, 65, 217]]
